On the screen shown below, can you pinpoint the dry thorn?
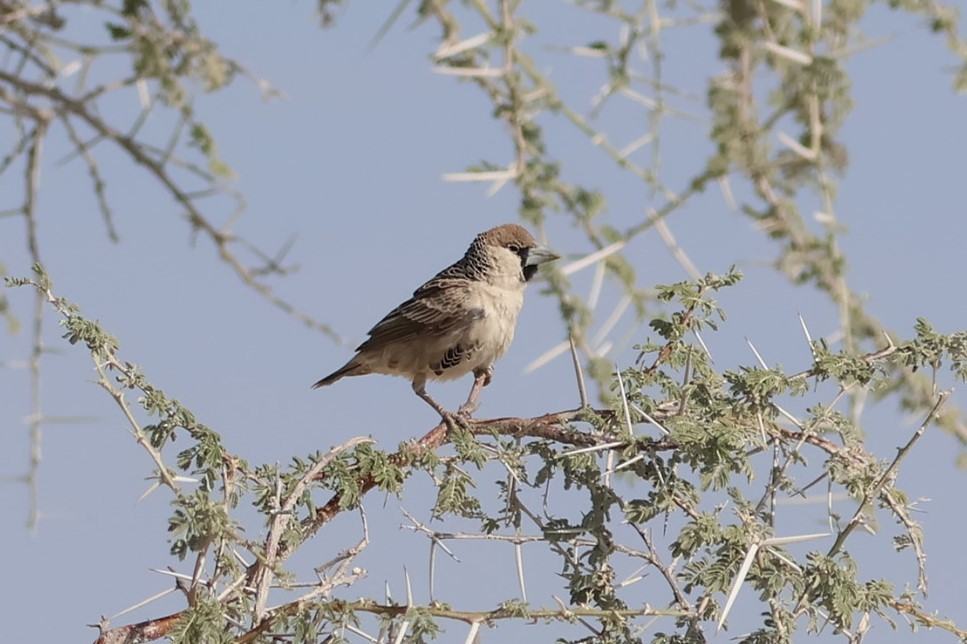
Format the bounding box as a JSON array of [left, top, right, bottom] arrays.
[[344, 623, 380, 643], [798, 312, 816, 358], [569, 334, 590, 408], [592, 295, 632, 351], [515, 541, 527, 602], [650, 210, 701, 280], [525, 339, 570, 374], [559, 241, 626, 277], [557, 440, 626, 459], [464, 621, 482, 644], [435, 32, 493, 60], [110, 587, 177, 621], [746, 337, 769, 370], [691, 330, 713, 365]]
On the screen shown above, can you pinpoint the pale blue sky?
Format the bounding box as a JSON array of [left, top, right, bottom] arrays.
[[2, 2, 966, 642]]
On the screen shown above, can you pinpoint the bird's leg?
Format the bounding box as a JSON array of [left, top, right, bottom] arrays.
[[457, 366, 493, 417], [412, 377, 450, 417], [412, 377, 466, 430]]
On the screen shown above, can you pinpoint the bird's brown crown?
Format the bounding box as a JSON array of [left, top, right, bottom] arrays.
[[475, 224, 537, 250]]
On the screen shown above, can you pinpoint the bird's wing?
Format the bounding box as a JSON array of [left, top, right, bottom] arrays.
[[357, 278, 480, 352]]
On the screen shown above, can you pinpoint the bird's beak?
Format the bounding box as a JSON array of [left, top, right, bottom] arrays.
[[526, 246, 560, 266]]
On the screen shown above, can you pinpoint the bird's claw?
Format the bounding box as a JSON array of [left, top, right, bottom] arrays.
[[440, 411, 470, 432], [456, 401, 478, 418]]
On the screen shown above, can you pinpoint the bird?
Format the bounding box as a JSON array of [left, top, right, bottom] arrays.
[[312, 223, 559, 420]]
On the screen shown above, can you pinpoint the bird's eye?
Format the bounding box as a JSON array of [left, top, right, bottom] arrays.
[[508, 244, 521, 253]]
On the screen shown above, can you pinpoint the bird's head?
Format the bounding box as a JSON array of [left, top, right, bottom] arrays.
[[473, 224, 559, 283]]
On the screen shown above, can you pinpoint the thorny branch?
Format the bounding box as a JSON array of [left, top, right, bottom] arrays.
[[11, 264, 956, 642], [6, 0, 967, 639], [90, 388, 944, 643], [425, 0, 967, 448], [2, 4, 350, 528], [22, 122, 47, 532], [250, 436, 373, 622], [0, 68, 340, 340], [819, 392, 949, 599]]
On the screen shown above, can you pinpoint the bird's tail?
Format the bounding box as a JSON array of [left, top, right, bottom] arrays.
[[311, 361, 365, 389]]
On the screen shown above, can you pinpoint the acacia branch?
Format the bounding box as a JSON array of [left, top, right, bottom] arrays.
[[236, 599, 689, 644], [825, 392, 948, 561], [250, 436, 373, 622], [93, 612, 183, 644], [0, 68, 343, 342]]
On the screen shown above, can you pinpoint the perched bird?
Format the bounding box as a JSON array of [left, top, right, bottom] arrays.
[[313, 224, 559, 419]]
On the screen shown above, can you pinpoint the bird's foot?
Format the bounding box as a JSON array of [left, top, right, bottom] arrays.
[[441, 410, 471, 433], [456, 400, 479, 418]]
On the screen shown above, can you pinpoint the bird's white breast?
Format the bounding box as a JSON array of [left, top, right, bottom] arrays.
[[461, 279, 525, 370]]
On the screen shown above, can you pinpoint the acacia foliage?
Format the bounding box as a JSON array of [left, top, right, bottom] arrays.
[[9, 265, 966, 643], [4, 0, 967, 642]]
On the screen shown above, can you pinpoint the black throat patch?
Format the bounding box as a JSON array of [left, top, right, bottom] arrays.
[[518, 247, 538, 282]]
